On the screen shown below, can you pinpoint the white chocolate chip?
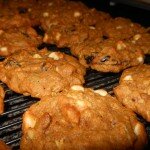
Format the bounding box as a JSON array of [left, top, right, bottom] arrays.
[[76, 100, 85, 108], [132, 40, 136, 44], [33, 54, 42, 58], [89, 26, 95, 30], [43, 12, 49, 17], [55, 32, 61, 41], [123, 75, 133, 81], [116, 26, 123, 29], [43, 34, 49, 42], [74, 11, 81, 17], [117, 41, 126, 50], [0, 47, 8, 52], [56, 67, 59, 72], [28, 8, 32, 12], [94, 89, 108, 96], [133, 34, 141, 41], [71, 85, 84, 92], [130, 23, 134, 27], [48, 52, 60, 60], [134, 123, 141, 136], [48, 2, 53, 6], [24, 112, 36, 129], [137, 56, 144, 63]]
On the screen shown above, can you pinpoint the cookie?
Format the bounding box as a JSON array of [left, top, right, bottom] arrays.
[[41, 1, 109, 47], [71, 39, 144, 72], [20, 86, 147, 150], [43, 24, 103, 48], [0, 27, 42, 56], [130, 32, 150, 54], [0, 50, 85, 98], [114, 64, 150, 122], [29, 0, 68, 26], [0, 85, 5, 114], [102, 17, 146, 40], [0, 7, 34, 30], [0, 140, 11, 150]]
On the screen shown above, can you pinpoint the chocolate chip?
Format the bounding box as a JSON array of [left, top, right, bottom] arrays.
[[102, 35, 108, 40], [100, 56, 110, 62], [85, 55, 94, 64], [18, 7, 28, 14], [33, 26, 45, 36]]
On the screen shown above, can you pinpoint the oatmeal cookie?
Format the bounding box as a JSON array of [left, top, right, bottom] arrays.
[[0, 85, 5, 114], [0, 27, 42, 56], [0, 7, 34, 29], [71, 39, 144, 72], [114, 64, 150, 122], [21, 86, 147, 150], [0, 50, 85, 98]]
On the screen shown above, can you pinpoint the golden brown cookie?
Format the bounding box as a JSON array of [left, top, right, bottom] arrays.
[[0, 85, 5, 114], [41, 1, 109, 47], [0, 27, 42, 56], [71, 39, 144, 72], [21, 86, 147, 150], [114, 64, 150, 122], [0, 50, 85, 98], [0, 6, 34, 29], [43, 24, 103, 48]]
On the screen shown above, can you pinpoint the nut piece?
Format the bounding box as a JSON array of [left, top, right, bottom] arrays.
[[33, 54, 42, 58], [94, 89, 108, 96], [43, 12, 49, 17], [123, 75, 133, 81], [48, 52, 60, 60], [71, 85, 84, 92], [0, 47, 8, 52], [74, 11, 81, 17]]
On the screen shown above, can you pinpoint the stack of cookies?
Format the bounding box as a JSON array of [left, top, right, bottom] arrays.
[[0, 0, 149, 149]]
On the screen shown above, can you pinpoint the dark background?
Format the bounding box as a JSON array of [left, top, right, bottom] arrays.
[[79, 0, 150, 27]]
